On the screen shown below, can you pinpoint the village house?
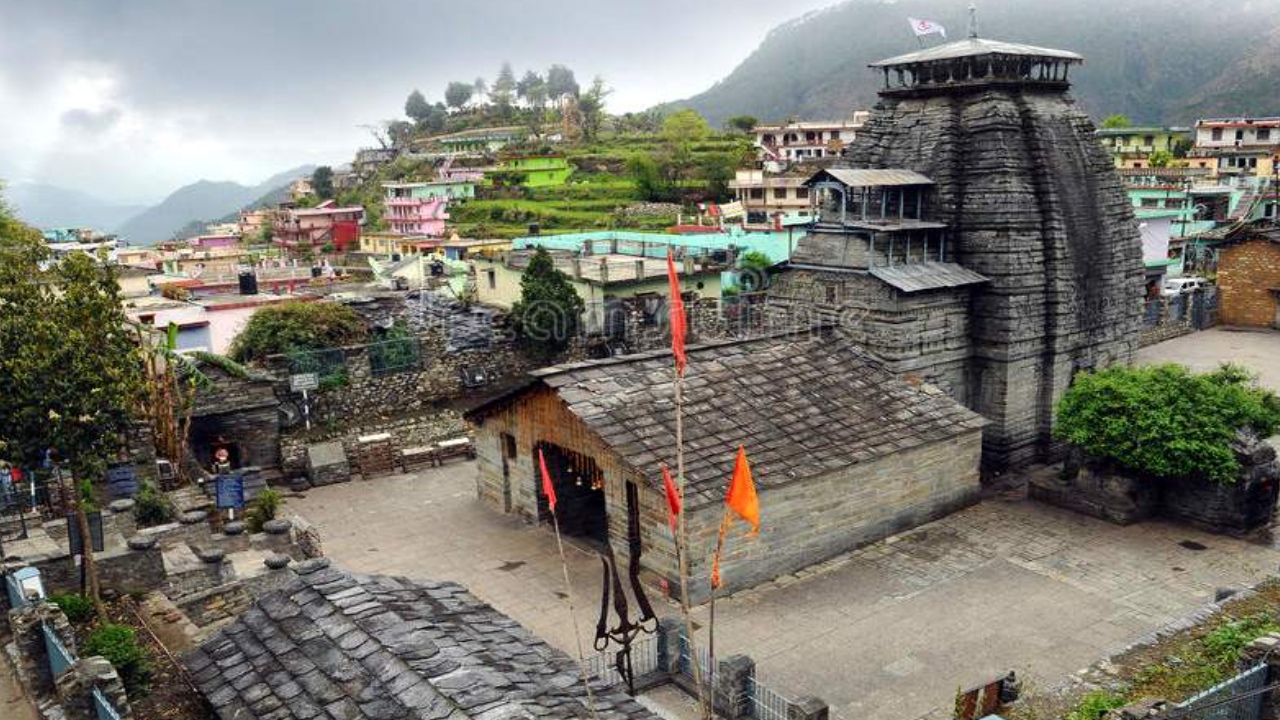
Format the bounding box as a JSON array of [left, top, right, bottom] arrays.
[[273, 200, 364, 251], [189, 233, 239, 250], [353, 147, 398, 178], [1215, 219, 1280, 328], [472, 246, 724, 335], [238, 208, 276, 239], [753, 113, 870, 163], [769, 33, 1144, 469], [465, 333, 985, 602], [486, 155, 574, 187], [729, 167, 818, 228], [1190, 117, 1280, 179], [1096, 125, 1191, 168], [382, 180, 475, 237]]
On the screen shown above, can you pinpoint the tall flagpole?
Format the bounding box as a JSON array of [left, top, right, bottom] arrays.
[[674, 368, 713, 720], [542, 451, 600, 719], [707, 509, 732, 693]]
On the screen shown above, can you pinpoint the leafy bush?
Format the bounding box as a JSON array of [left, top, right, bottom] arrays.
[[1055, 363, 1280, 484], [228, 301, 367, 363], [245, 488, 283, 533], [84, 624, 151, 696], [133, 480, 173, 527], [49, 593, 95, 623], [1065, 690, 1125, 720]]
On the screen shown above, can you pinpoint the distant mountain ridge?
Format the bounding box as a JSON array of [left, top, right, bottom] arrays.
[[6, 183, 147, 232], [668, 0, 1280, 127], [113, 165, 314, 245]]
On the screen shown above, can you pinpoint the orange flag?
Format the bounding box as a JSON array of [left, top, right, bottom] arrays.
[[661, 465, 681, 531], [538, 448, 557, 514], [725, 446, 760, 535], [666, 250, 687, 376]]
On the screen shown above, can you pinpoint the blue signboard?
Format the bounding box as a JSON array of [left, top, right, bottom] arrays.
[[106, 465, 138, 499], [215, 474, 245, 510]]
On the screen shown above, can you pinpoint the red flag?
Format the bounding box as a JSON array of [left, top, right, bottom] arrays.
[[661, 465, 681, 531], [666, 250, 687, 375], [726, 446, 760, 535], [538, 448, 557, 514]]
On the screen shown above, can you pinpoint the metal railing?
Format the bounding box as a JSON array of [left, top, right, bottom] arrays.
[[747, 675, 796, 720], [586, 635, 662, 688], [41, 621, 74, 677], [1173, 663, 1268, 720], [92, 687, 123, 720], [367, 336, 423, 377]]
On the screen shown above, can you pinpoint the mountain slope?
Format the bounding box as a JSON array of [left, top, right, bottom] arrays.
[[114, 165, 314, 245], [6, 183, 147, 231], [670, 0, 1280, 127]]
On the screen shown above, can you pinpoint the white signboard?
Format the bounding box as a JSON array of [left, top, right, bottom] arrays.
[[290, 373, 319, 393], [719, 201, 746, 219]]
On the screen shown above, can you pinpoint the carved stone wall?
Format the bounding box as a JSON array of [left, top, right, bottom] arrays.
[[809, 87, 1144, 468]]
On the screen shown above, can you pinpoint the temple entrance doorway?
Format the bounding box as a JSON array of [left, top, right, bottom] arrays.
[[534, 441, 608, 549]]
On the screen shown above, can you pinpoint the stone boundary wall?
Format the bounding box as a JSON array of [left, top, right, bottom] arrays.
[[279, 406, 469, 477], [1138, 289, 1218, 348]]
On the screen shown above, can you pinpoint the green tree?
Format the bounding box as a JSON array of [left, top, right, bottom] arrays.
[[1101, 114, 1132, 128], [0, 188, 144, 613], [545, 64, 579, 100], [699, 151, 739, 202], [626, 153, 674, 202], [445, 81, 474, 112], [578, 76, 611, 142], [510, 247, 584, 357], [1148, 149, 1174, 168], [386, 119, 413, 147], [517, 70, 545, 108], [724, 115, 759, 133], [661, 109, 711, 188], [228, 300, 368, 362], [1054, 363, 1280, 484], [405, 89, 431, 124], [491, 62, 517, 114], [310, 166, 334, 200], [472, 76, 488, 107]]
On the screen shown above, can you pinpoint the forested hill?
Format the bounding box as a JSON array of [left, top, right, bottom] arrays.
[[668, 0, 1280, 127]]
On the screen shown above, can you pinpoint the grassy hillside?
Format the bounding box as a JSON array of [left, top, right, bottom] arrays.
[[667, 0, 1280, 127]]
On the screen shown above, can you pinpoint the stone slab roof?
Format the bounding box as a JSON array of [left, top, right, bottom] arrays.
[[185, 561, 659, 720], [870, 38, 1083, 68], [869, 261, 990, 293], [514, 333, 985, 509], [805, 167, 934, 188]]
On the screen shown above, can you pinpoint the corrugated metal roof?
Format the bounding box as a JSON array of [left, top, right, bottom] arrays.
[[870, 38, 1083, 68], [809, 168, 935, 187], [869, 261, 990, 293]]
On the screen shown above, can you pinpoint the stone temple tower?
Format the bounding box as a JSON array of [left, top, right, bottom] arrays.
[[770, 27, 1144, 469]]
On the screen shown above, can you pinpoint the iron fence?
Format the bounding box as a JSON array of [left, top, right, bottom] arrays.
[[287, 347, 348, 388], [4, 572, 27, 609], [1173, 663, 1268, 720], [747, 675, 795, 720], [586, 635, 662, 688], [368, 336, 423, 377], [676, 632, 714, 686]]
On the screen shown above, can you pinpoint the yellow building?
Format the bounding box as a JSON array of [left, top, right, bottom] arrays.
[[473, 249, 723, 334], [1096, 126, 1191, 168]]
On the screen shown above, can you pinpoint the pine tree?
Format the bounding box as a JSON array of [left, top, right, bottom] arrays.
[[510, 247, 584, 357]]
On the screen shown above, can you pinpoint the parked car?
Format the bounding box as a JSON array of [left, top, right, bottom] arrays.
[[1161, 276, 1210, 297]]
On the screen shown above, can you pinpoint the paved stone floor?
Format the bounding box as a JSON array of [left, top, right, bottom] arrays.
[[287, 328, 1280, 720], [291, 466, 1280, 720], [0, 655, 38, 720]]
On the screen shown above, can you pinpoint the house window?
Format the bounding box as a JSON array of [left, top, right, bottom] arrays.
[[486, 269, 496, 289], [1259, 128, 1272, 142], [824, 284, 838, 304], [1140, 198, 1159, 208], [1236, 129, 1245, 141], [1143, 135, 1154, 146], [773, 187, 788, 199], [1212, 128, 1223, 141], [749, 188, 764, 200], [796, 187, 809, 199]]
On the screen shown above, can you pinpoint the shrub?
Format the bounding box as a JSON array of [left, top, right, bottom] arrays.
[[245, 488, 283, 533], [133, 480, 173, 527], [1055, 363, 1280, 484], [1065, 690, 1125, 720], [228, 301, 367, 363], [84, 624, 151, 697], [49, 593, 95, 623]]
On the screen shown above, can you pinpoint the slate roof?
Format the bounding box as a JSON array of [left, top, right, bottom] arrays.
[[476, 333, 985, 509], [184, 561, 659, 720], [870, 38, 1084, 68], [869, 261, 990, 293]]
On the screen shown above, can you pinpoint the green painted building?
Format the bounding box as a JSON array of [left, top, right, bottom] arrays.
[[1097, 126, 1191, 168], [487, 155, 574, 188]]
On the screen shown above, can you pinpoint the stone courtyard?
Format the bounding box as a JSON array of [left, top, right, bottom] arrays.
[[288, 328, 1280, 720]]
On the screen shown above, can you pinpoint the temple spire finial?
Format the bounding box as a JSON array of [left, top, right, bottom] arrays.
[[968, 2, 979, 39]]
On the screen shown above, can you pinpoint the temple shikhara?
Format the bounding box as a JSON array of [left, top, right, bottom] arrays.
[[772, 22, 1144, 469]]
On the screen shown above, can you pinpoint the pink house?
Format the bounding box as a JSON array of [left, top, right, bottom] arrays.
[[190, 234, 240, 249], [382, 182, 473, 237]]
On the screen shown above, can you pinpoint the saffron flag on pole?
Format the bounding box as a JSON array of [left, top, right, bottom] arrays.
[[538, 448, 557, 514], [661, 464, 681, 531], [666, 250, 687, 376], [725, 446, 760, 535], [908, 17, 946, 38]]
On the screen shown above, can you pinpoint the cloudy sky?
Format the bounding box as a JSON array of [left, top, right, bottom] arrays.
[[0, 0, 834, 204]]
